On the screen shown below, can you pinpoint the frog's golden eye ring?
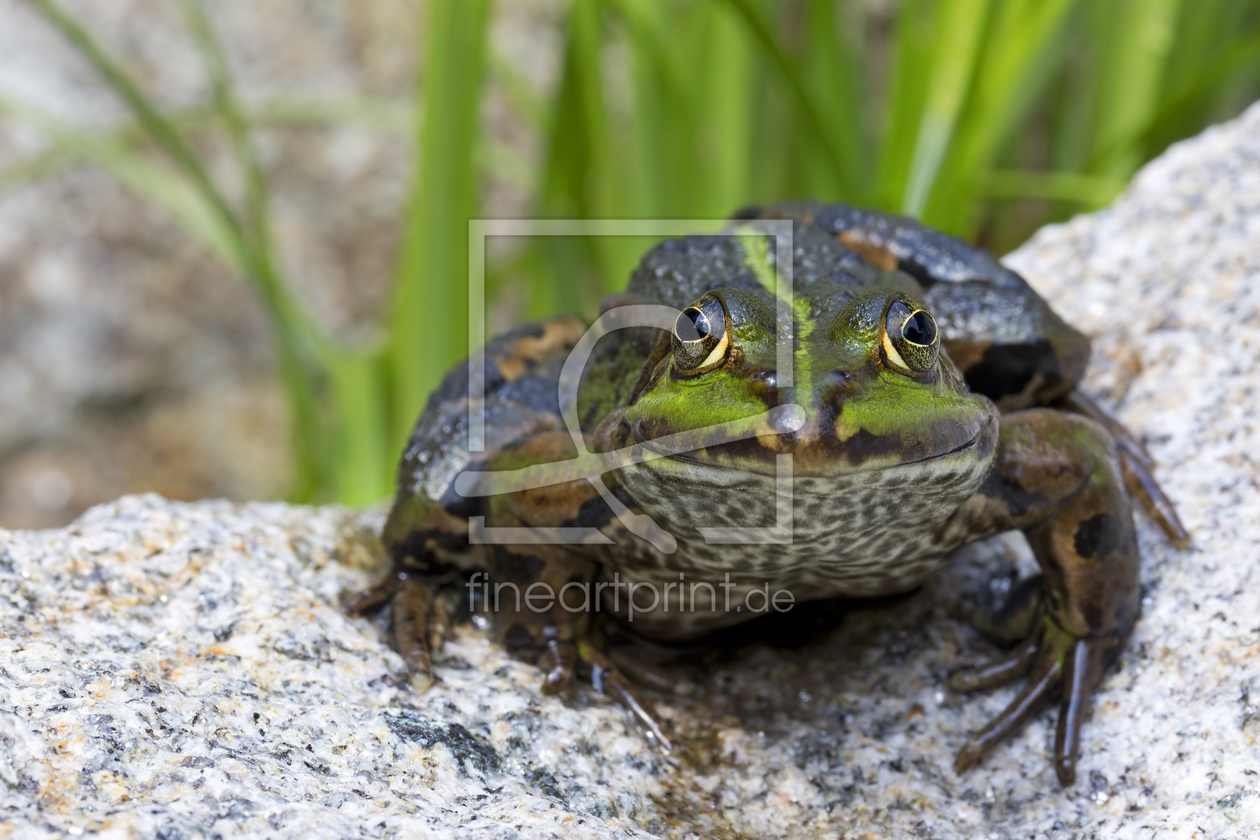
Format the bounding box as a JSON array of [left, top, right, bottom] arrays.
[[882, 300, 939, 374], [672, 296, 729, 375]]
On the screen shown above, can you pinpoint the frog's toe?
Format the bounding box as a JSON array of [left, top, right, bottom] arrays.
[[953, 621, 1116, 786], [606, 644, 678, 693], [1052, 637, 1109, 786], [499, 620, 579, 695], [582, 643, 672, 751], [344, 575, 402, 615], [953, 625, 1063, 776], [539, 630, 579, 696], [947, 635, 1038, 692], [346, 571, 458, 692], [505, 621, 673, 749], [1117, 448, 1190, 549], [393, 576, 439, 689]]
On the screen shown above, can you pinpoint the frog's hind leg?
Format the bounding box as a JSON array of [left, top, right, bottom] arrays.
[[1056, 390, 1189, 548], [941, 408, 1139, 786]]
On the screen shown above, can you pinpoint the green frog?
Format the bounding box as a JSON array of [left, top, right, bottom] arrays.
[[347, 202, 1186, 786]]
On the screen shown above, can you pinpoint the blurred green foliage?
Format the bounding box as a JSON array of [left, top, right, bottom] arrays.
[[5, 0, 1260, 506]]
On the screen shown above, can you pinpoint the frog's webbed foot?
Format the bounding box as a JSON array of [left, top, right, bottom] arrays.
[[1058, 390, 1189, 548], [949, 600, 1124, 785], [344, 569, 459, 691]]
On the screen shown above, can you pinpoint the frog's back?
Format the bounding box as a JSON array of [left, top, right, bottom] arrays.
[[625, 219, 909, 310]]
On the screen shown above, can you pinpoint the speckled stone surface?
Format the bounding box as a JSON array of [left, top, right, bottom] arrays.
[[3, 104, 1259, 838]]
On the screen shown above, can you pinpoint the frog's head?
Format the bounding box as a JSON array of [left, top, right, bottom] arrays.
[[614, 285, 996, 477]]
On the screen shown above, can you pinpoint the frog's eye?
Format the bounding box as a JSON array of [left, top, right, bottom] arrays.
[[672, 296, 729, 375], [882, 300, 939, 374]]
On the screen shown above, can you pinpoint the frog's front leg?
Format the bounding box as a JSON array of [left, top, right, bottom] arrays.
[[942, 408, 1139, 786], [485, 431, 672, 748]]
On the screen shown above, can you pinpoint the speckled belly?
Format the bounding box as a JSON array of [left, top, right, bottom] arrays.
[[601, 449, 994, 637]]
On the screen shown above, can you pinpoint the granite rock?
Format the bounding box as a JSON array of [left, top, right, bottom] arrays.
[[2, 104, 1260, 838]]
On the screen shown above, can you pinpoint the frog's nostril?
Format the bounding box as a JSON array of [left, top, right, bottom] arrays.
[[820, 370, 862, 411], [748, 369, 781, 404]]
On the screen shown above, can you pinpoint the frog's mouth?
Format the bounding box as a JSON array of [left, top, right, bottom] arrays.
[[628, 411, 995, 478]]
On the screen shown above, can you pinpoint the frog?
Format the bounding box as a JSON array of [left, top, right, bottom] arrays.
[[347, 201, 1186, 787]]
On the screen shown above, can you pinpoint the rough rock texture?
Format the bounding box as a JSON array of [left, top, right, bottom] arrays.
[[2, 104, 1259, 838]]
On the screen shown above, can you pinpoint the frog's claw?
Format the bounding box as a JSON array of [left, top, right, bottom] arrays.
[[1058, 390, 1189, 548], [510, 622, 578, 696], [343, 574, 401, 615], [392, 576, 437, 688], [1118, 455, 1190, 549], [953, 640, 1060, 777]]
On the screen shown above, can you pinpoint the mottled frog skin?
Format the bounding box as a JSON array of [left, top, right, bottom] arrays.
[[348, 202, 1186, 786]]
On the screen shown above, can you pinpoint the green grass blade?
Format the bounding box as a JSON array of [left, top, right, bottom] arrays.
[[720, 0, 856, 199], [529, 0, 638, 306], [799, 0, 869, 203], [1085, 0, 1184, 180], [1130, 29, 1260, 164], [180, 0, 395, 504], [878, 0, 934, 210], [0, 146, 75, 193], [0, 96, 416, 197], [695, 2, 755, 215], [488, 47, 549, 137], [607, 0, 683, 217], [980, 169, 1125, 205], [389, 0, 490, 449], [235, 97, 414, 135], [898, 0, 991, 217], [567, 0, 635, 286], [28, 0, 250, 266], [325, 349, 391, 506], [923, 0, 1078, 233], [176, 0, 270, 246], [28, 0, 341, 502]]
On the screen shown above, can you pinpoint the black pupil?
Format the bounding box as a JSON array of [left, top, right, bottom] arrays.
[[903, 310, 936, 345], [679, 307, 710, 342]]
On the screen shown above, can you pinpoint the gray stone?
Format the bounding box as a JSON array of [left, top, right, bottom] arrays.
[[3, 103, 1260, 838]]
